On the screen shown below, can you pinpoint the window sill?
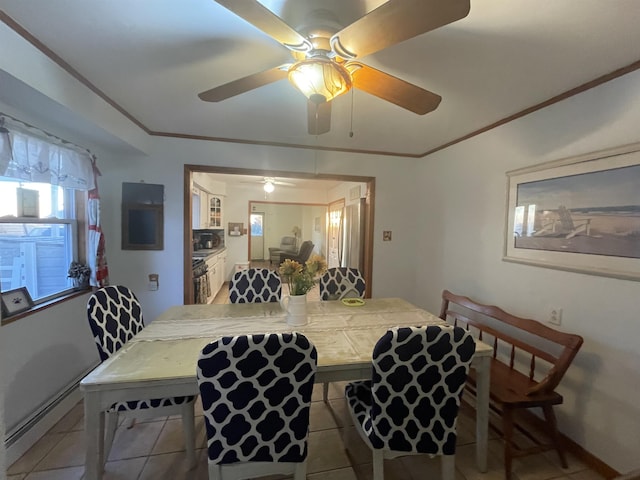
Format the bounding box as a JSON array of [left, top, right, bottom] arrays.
[[1, 287, 94, 326]]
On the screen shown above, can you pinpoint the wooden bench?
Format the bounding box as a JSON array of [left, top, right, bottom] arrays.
[[439, 290, 583, 480]]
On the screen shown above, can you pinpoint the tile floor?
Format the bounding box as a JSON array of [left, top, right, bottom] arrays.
[[7, 382, 604, 480], [7, 271, 607, 479]]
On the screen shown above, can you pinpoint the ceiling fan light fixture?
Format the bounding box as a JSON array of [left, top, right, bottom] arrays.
[[288, 56, 352, 104], [263, 180, 275, 193]]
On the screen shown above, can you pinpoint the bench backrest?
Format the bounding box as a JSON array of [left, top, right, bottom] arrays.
[[439, 289, 583, 395]]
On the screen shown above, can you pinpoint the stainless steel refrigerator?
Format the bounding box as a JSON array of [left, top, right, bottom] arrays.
[[340, 198, 366, 271]]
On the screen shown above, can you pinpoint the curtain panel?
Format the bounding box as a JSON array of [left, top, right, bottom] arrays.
[[88, 159, 110, 287], [0, 126, 95, 191]]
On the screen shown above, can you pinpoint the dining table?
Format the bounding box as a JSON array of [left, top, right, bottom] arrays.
[[80, 297, 492, 480]]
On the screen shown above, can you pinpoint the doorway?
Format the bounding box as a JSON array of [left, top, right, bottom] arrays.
[[183, 165, 376, 304]]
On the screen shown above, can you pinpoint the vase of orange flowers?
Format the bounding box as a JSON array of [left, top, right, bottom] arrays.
[[279, 254, 327, 325]]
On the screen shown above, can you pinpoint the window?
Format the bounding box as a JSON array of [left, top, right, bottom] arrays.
[[250, 214, 263, 236], [0, 177, 81, 303], [1, 116, 98, 313]]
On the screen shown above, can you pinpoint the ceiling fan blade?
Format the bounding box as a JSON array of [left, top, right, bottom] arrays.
[[351, 63, 441, 115], [198, 66, 288, 102], [331, 0, 470, 59], [275, 181, 296, 187], [308, 101, 331, 135], [214, 0, 311, 52]]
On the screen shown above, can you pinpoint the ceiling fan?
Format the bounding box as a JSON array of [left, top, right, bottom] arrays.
[[198, 0, 470, 135], [239, 177, 297, 191]]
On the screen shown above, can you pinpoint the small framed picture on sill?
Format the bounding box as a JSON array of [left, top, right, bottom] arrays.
[[17, 188, 39, 217], [1, 287, 34, 317]]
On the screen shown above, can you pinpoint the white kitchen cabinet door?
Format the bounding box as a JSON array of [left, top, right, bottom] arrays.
[[205, 255, 219, 303], [191, 189, 201, 230], [200, 192, 209, 229], [209, 195, 223, 228]]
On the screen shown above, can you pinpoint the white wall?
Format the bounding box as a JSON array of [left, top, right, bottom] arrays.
[[305, 205, 328, 256], [413, 69, 640, 473], [1, 294, 99, 433]]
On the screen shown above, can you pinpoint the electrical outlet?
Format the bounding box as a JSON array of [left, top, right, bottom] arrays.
[[549, 308, 562, 326]]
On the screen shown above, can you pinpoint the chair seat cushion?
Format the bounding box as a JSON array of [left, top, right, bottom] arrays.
[[112, 395, 195, 412]]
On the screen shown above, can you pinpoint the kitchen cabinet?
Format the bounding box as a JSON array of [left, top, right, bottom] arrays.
[[204, 248, 227, 303], [199, 192, 209, 229], [205, 254, 219, 304], [218, 250, 227, 288], [191, 188, 201, 230], [192, 182, 224, 229], [192, 185, 211, 230], [209, 195, 223, 228]]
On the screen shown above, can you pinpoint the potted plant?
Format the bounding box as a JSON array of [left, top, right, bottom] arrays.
[[278, 254, 327, 296], [68, 261, 91, 290], [279, 254, 327, 326]]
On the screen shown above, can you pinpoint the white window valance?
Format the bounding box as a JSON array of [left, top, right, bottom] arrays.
[[0, 125, 95, 191]]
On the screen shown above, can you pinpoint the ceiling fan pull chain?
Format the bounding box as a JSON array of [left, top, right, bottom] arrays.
[[349, 89, 355, 138]]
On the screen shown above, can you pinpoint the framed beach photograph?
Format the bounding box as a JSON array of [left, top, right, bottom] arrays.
[[504, 143, 640, 281], [1, 287, 34, 317]]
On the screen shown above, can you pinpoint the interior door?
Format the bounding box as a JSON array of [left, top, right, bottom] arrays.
[[250, 213, 265, 260], [327, 199, 345, 269]]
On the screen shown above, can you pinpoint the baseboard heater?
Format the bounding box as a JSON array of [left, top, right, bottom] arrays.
[[4, 364, 98, 448]]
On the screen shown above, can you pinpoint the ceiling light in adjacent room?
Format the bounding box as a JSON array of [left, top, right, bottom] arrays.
[[263, 180, 275, 193]]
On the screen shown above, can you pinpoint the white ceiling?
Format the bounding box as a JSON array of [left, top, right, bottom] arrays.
[[198, 173, 346, 191], [1, 0, 640, 157]]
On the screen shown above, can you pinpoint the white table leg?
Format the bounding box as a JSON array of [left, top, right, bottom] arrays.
[[181, 402, 197, 469], [475, 355, 490, 472], [84, 391, 103, 480]]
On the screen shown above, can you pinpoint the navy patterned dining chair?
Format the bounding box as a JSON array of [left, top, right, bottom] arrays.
[[228, 268, 282, 303], [345, 325, 476, 480], [319, 267, 366, 402], [86, 285, 197, 467], [319, 267, 366, 301], [197, 332, 317, 480]]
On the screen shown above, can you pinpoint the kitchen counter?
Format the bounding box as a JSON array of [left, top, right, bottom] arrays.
[[192, 246, 226, 260]]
